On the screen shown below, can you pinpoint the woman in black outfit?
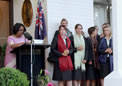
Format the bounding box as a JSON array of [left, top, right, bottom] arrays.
[[86, 27, 100, 86], [70, 24, 87, 86], [51, 25, 73, 86]]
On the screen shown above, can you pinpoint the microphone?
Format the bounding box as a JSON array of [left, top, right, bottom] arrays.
[[24, 32, 32, 40]]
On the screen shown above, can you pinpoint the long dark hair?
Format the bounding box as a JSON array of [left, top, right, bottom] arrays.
[[75, 24, 83, 29], [59, 25, 66, 31]]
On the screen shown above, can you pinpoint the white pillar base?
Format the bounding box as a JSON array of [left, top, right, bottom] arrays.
[[104, 71, 122, 86]]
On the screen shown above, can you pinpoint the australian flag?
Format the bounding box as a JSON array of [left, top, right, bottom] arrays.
[[35, 0, 47, 39]]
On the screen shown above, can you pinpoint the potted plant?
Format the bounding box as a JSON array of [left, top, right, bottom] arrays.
[[0, 67, 29, 86], [37, 69, 53, 86]]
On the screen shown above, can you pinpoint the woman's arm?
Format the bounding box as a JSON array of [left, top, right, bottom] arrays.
[[53, 30, 59, 38], [10, 42, 25, 49], [87, 38, 95, 65], [8, 38, 25, 49], [69, 35, 77, 53], [51, 37, 62, 57], [87, 38, 94, 61], [8, 36, 30, 49], [84, 38, 88, 61], [68, 42, 73, 55], [98, 40, 107, 54]]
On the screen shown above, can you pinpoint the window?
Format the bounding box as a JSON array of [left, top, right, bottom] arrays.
[[94, 0, 112, 34]]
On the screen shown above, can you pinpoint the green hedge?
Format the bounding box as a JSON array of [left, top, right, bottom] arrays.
[[0, 68, 29, 86], [0, 43, 7, 68]]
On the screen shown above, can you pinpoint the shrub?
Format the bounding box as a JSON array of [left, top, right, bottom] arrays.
[[0, 67, 29, 86], [0, 43, 7, 67]]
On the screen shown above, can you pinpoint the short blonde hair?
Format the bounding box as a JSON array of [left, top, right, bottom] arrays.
[[102, 23, 110, 29], [60, 18, 68, 24], [103, 25, 112, 37]]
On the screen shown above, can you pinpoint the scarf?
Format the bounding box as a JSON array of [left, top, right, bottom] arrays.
[[74, 33, 85, 71], [58, 34, 73, 71], [91, 37, 100, 70]]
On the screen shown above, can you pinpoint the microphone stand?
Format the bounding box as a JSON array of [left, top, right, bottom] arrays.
[[30, 40, 34, 86], [24, 32, 34, 86]]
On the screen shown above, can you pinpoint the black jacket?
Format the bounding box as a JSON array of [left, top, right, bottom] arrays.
[[86, 37, 94, 62], [50, 36, 73, 63]]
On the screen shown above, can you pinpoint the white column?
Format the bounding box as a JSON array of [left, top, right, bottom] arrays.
[[104, 0, 122, 86]]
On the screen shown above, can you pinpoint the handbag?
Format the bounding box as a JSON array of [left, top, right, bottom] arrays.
[[47, 52, 58, 63]]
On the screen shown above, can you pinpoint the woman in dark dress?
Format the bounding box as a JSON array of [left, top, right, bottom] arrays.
[[70, 24, 87, 86], [86, 27, 100, 86], [98, 25, 113, 86], [51, 25, 73, 86]]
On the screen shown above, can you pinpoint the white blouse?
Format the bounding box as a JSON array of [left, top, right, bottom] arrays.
[[105, 37, 112, 57]]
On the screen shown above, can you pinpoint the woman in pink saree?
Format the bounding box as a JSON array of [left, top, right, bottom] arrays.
[[4, 23, 29, 68]]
